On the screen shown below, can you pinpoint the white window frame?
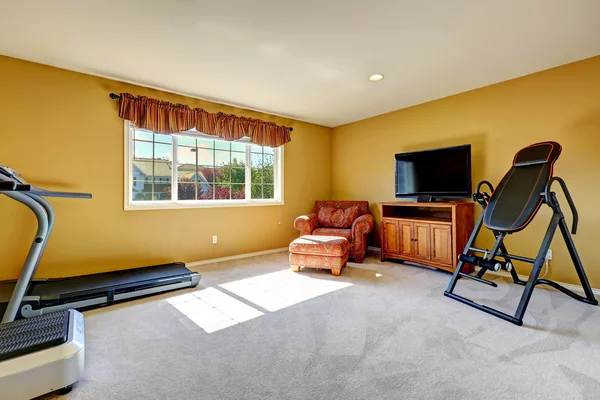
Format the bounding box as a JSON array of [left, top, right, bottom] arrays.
[[124, 121, 284, 210]]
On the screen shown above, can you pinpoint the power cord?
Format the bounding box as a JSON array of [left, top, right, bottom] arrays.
[[540, 258, 549, 279]]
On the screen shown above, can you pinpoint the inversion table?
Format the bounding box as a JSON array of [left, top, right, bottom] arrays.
[[444, 141, 597, 326]]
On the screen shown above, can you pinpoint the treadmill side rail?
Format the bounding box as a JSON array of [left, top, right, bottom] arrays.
[[20, 277, 199, 318], [4, 265, 200, 319], [0, 310, 85, 400]]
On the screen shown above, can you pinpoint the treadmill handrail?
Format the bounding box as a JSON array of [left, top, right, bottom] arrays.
[[1, 191, 50, 323], [29, 189, 92, 199], [0, 167, 91, 199]]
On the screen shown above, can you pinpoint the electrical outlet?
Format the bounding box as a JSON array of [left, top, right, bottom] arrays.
[[546, 249, 552, 260], [212, 235, 218, 244]]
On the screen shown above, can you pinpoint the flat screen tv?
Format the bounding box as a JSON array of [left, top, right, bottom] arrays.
[[395, 144, 471, 202]]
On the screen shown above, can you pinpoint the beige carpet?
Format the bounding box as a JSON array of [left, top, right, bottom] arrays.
[[41, 252, 600, 400]]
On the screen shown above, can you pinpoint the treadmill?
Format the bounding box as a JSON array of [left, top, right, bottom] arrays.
[[0, 164, 201, 321], [1, 179, 85, 398]]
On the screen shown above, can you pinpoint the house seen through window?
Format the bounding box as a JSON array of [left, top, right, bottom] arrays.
[[127, 122, 282, 208]]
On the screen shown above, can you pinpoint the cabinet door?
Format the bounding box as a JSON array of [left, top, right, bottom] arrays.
[[430, 224, 453, 265], [398, 222, 414, 257], [382, 220, 400, 254], [413, 223, 431, 260]]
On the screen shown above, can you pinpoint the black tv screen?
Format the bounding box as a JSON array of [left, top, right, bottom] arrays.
[[395, 144, 471, 199]]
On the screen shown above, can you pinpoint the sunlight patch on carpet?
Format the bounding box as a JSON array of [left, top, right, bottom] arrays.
[[167, 287, 263, 333], [220, 269, 353, 312]]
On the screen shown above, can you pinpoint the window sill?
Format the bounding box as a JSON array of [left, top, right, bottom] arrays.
[[125, 199, 284, 211]]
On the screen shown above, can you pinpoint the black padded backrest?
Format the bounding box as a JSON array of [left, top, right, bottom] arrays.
[[483, 142, 561, 232]]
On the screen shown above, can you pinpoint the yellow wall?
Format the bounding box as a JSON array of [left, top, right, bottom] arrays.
[[2, 54, 599, 287], [332, 56, 600, 287], [0, 56, 331, 280]]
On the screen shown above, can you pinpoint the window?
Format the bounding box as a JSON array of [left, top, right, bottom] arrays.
[[124, 121, 283, 209]]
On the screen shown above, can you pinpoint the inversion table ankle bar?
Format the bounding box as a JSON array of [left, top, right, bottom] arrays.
[[444, 141, 597, 326]]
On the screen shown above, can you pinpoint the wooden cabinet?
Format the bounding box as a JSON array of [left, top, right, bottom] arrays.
[[414, 223, 431, 260], [430, 224, 453, 265], [379, 202, 474, 273], [398, 221, 414, 257], [382, 220, 400, 255]]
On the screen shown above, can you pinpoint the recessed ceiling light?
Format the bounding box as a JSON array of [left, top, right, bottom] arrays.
[[369, 74, 384, 81]]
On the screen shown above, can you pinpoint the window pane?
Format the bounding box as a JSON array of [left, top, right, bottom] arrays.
[[231, 184, 245, 200], [134, 141, 153, 159], [263, 185, 274, 199], [154, 191, 171, 201], [215, 184, 230, 200], [263, 154, 274, 168], [132, 162, 147, 181], [196, 138, 215, 149], [263, 146, 274, 155], [251, 154, 263, 168], [132, 129, 173, 202], [178, 170, 197, 183], [215, 166, 231, 183], [251, 184, 263, 199], [178, 182, 196, 200], [196, 148, 214, 166], [132, 180, 154, 201], [155, 133, 172, 144], [215, 150, 230, 166], [251, 167, 262, 184], [198, 166, 215, 183], [134, 130, 153, 141], [198, 184, 214, 200], [177, 135, 197, 147], [155, 143, 172, 162], [177, 146, 195, 165], [154, 177, 171, 191], [231, 168, 245, 184], [131, 178, 172, 202], [231, 152, 245, 166], [231, 142, 246, 152], [215, 141, 230, 151], [251, 145, 263, 154], [263, 167, 274, 185]]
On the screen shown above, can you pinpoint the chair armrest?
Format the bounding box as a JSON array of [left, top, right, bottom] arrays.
[[294, 213, 319, 236], [352, 214, 374, 237]]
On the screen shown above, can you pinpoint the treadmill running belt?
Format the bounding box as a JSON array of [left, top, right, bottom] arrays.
[[0, 310, 69, 361], [29, 262, 193, 300]]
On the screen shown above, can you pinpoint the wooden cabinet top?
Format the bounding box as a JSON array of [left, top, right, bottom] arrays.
[[379, 201, 473, 208]]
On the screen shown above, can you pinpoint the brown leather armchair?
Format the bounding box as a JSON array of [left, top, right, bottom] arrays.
[[294, 201, 374, 263]]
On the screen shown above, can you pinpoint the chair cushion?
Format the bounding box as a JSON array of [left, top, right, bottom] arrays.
[[289, 235, 350, 256], [317, 205, 360, 228], [312, 228, 353, 242]]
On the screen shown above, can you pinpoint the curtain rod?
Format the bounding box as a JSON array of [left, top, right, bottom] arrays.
[[108, 93, 293, 131]]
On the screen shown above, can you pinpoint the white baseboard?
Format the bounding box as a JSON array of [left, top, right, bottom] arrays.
[[366, 246, 599, 296], [186, 247, 289, 268]]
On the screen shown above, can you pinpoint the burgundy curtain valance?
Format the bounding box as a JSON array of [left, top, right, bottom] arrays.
[[116, 93, 292, 147]]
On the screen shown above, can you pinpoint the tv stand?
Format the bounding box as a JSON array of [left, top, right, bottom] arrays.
[[416, 195, 433, 202], [379, 202, 474, 273]]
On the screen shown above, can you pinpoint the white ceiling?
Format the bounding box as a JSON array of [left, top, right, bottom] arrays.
[[1, 1, 599, 127]]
